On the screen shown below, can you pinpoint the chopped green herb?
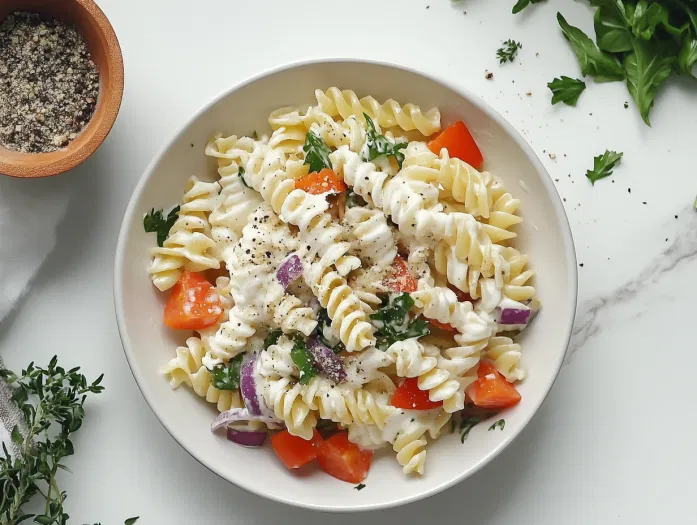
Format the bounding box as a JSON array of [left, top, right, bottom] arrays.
[[346, 188, 367, 209], [316, 308, 345, 354], [547, 76, 586, 106], [496, 39, 522, 63], [512, 0, 545, 14], [238, 166, 250, 188], [694, 194, 697, 211], [454, 408, 499, 443], [210, 354, 244, 390], [370, 293, 430, 351], [291, 336, 317, 384], [586, 150, 623, 185], [363, 114, 408, 168], [143, 205, 180, 247], [488, 419, 506, 431], [264, 329, 283, 349], [354, 483, 366, 491], [124, 518, 140, 525], [303, 131, 332, 173]]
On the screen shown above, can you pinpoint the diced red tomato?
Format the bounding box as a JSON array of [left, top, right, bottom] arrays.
[[295, 168, 347, 195], [390, 377, 443, 410], [316, 431, 372, 483], [164, 271, 224, 330], [467, 361, 522, 409], [383, 256, 417, 293], [271, 429, 324, 469], [427, 121, 484, 169], [428, 319, 458, 333], [449, 284, 473, 303]]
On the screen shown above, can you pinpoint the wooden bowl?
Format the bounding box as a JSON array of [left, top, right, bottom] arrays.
[[0, 0, 124, 178]]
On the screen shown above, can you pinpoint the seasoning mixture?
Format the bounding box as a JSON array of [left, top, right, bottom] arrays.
[[0, 11, 100, 153]]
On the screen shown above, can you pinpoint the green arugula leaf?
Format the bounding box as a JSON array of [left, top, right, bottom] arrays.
[[547, 76, 586, 105], [496, 39, 522, 64], [557, 12, 626, 82], [345, 188, 367, 209], [370, 293, 430, 351], [488, 419, 506, 431], [290, 336, 317, 384], [625, 39, 673, 125], [364, 114, 408, 168], [264, 329, 283, 349], [124, 518, 140, 525], [143, 205, 180, 247], [678, 35, 697, 75], [631, 1, 670, 40], [594, 2, 633, 53], [303, 131, 332, 173], [512, 0, 545, 15], [209, 354, 244, 390], [586, 150, 623, 184], [238, 166, 250, 188]]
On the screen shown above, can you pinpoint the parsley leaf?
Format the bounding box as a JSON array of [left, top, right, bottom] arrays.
[[124, 518, 140, 525], [453, 407, 499, 443], [354, 483, 366, 491], [488, 419, 506, 431], [512, 0, 545, 15], [496, 39, 522, 64], [547, 76, 586, 106], [345, 188, 367, 209], [210, 354, 244, 390], [303, 131, 332, 173], [557, 12, 625, 82], [264, 329, 283, 349], [316, 308, 345, 354], [291, 336, 317, 384], [625, 39, 673, 125], [370, 293, 430, 351], [143, 205, 180, 247], [238, 166, 250, 188], [364, 114, 408, 168], [586, 150, 623, 185]]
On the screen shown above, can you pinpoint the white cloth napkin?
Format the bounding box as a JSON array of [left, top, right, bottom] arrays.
[[0, 174, 74, 456]]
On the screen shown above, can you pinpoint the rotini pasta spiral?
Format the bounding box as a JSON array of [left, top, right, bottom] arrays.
[[300, 377, 392, 428], [484, 336, 524, 383], [259, 375, 318, 440], [501, 246, 536, 302], [343, 207, 397, 267], [148, 176, 221, 291], [315, 87, 441, 136], [162, 337, 243, 413]]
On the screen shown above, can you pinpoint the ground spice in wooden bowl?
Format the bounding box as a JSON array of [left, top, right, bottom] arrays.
[[0, 11, 100, 153]]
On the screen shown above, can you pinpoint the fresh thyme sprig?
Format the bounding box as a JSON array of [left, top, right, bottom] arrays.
[[0, 357, 107, 525]]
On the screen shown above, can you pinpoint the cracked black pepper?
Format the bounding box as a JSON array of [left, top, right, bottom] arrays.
[[0, 11, 100, 153]]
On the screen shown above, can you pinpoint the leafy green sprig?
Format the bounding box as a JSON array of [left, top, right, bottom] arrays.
[[0, 357, 105, 525], [496, 39, 522, 63], [143, 206, 179, 247], [363, 114, 407, 168], [369, 293, 430, 351]]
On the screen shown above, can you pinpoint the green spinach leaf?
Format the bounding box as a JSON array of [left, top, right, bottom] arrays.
[[364, 114, 408, 168], [370, 293, 430, 351], [143, 206, 180, 247], [303, 131, 332, 173], [547, 76, 587, 105], [290, 336, 317, 384]]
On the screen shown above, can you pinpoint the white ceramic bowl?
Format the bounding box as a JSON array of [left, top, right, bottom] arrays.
[[114, 59, 577, 512]]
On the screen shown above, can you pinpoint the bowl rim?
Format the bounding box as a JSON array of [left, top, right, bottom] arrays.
[[114, 57, 578, 513], [0, 0, 124, 178]]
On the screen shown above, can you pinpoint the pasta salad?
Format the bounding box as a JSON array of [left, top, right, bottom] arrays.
[[146, 88, 539, 484]]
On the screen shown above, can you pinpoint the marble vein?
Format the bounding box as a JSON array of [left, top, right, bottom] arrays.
[[565, 205, 697, 364]]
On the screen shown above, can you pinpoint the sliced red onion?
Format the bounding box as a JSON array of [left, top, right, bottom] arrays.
[[277, 254, 303, 289], [240, 353, 261, 415], [499, 307, 531, 325], [239, 351, 278, 421], [227, 428, 267, 447], [211, 408, 280, 431], [308, 337, 346, 383]]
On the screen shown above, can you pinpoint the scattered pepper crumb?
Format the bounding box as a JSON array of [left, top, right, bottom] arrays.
[[642, 201, 647, 205], [579, 263, 584, 267], [526, 91, 532, 96], [485, 71, 494, 80], [549, 153, 556, 160], [426, 5, 430, 8], [624, 102, 629, 109], [190, 143, 194, 148], [675, 214, 678, 219], [628, 188, 631, 193]]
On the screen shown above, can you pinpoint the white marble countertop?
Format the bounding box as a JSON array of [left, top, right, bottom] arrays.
[[3, 0, 697, 522]]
